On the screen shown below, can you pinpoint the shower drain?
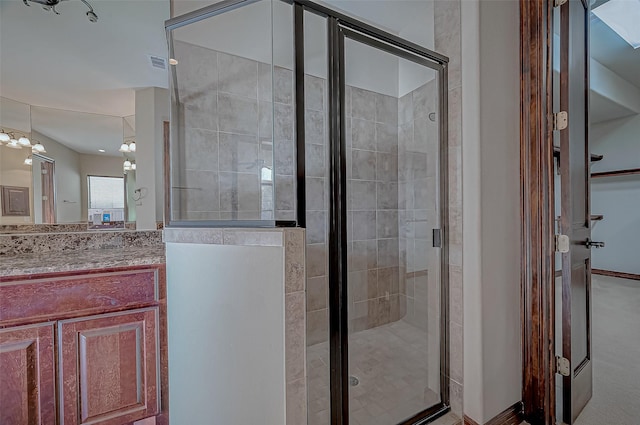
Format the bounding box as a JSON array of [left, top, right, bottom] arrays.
[[349, 376, 359, 386]]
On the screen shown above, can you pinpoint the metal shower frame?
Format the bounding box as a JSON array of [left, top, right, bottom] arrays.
[[166, 2, 450, 424]]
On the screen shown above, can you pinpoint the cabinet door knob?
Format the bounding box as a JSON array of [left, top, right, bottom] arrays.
[[585, 238, 605, 249]]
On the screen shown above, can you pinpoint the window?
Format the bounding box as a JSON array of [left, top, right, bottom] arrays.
[[88, 176, 124, 209]]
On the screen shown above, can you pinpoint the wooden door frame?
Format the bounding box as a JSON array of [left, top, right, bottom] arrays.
[[520, 1, 556, 424]]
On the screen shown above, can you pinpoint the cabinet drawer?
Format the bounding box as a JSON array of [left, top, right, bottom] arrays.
[[58, 307, 160, 425], [0, 322, 56, 425], [0, 268, 159, 325]]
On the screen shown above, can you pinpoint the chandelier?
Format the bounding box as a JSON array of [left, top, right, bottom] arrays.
[[0, 129, 46, 153], [23, 0, 98, 23]]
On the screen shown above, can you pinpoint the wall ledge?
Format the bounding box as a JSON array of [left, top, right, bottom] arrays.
[[163, 227, 304, 247]]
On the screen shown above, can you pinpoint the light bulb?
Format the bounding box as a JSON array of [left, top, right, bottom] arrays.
[[24, 157, 32, 166], [32, 142, 46, 153], [0, 132, 9, 143], [128, 141, 136, 152], [7, 139, 22, 149], [123, 159, 132, 171], [131, 162, 136, 170], [119, 143, 130, 153], [18, 136, 31, 147]]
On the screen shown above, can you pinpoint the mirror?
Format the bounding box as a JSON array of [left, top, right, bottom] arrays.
[[0, 0, 170, 231]]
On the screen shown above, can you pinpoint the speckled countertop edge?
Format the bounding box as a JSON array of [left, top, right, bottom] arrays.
[[0, 246, 166, 277]]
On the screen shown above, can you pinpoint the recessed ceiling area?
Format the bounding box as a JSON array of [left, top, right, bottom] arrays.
[[31, 107, 133, 157], [591, 91, 638, 124], [591, 12, 640, 89], [589, 0, 640, 124]]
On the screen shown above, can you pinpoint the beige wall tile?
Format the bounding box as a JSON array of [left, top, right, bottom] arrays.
[[450, 322, 463, 384], [286, 291, 306, 383], [286, 378, 307, 425]]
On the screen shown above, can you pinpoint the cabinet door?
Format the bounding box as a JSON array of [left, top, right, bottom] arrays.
[[58, 308, 159, 425], [0, 323, 56, 425]]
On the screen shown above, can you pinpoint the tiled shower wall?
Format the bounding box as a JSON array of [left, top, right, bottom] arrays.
[[346, 86, 403, 334], [305, 84, 410, 345], [173, 36, 448, 345], [173, 40, 296, 221]]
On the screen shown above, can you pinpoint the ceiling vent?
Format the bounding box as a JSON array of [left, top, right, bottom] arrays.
[[148, 55, 167, 71]]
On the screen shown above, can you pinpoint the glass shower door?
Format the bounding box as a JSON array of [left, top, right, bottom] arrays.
[[344, 35, 446, 425]]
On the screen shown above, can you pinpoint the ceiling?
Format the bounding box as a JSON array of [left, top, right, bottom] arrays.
[[31, 107, 135, 156], [591, 91, 637, 123], [0, 0, 168, 155], [0, 0, 170, 117], [590, 11, 640, 89], [589, 1, 640, 123]]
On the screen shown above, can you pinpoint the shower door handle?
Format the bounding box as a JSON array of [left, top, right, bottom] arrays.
[[433, 229, 442, 248]]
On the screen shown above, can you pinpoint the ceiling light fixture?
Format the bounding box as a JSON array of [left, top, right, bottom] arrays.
[[98, 149, 106, 153], [593, 0, 640, 49], [120, 139, 136, 153], [0, 131, 10, 143], [123, 159, 132, 171], [7, 139, 22, 149], [169, 58, 179, 66], [22, 0, 99, 23], [18, 136, 31, 147], [32, 141, 46, 153], [24, 156, 33, 166]]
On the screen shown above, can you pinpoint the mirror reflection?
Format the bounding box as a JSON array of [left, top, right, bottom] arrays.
[[0, 0, 170, 230]]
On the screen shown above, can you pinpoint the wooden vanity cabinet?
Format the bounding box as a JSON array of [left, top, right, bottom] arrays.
[[0, 265, 167, 425], [0, 323, 56, 425]]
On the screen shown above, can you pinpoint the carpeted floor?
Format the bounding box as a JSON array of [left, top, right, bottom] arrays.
[[571, 275, 640, 425]]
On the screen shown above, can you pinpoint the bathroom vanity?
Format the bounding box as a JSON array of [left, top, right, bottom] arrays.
[[0, 232, 167, 425]]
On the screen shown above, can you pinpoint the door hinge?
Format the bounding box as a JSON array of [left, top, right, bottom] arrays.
[[555, 234, 570, 253], [554, 111, 568, 131], [433, 229, 442, 248], [554, 0, 568, 7], [556, 356, 571, 377]]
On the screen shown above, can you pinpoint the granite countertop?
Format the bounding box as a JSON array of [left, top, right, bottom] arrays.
[[0, 246, 166, 277]]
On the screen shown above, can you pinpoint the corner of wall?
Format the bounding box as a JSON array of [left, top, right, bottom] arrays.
[[477, 0, 522, 421], [460, 0, 484, 422]]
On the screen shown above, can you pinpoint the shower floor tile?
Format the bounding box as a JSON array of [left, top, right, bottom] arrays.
[[307, 320, 452, 425]]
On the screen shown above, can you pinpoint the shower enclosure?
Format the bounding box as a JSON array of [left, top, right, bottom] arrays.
[[166, 1, 449, 423]]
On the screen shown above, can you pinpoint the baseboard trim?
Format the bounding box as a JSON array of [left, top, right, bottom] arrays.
[[592, 269, 640, 281], [463, 415, 481, 425], [463, 402, 524, 425]]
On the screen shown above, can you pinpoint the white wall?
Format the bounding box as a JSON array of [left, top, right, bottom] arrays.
[[79, 154, 125, 221], [166, 243, 286, 424], [591, 114, 640, 274], [31, 131, 83, 223], [462, 0, 522, 422], [135, 87, 168, 229]]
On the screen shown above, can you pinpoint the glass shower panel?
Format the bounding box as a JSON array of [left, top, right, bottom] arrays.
[[168, 0, 295, 224], [345, 38, 442, 424], [304, 10, 330, 425]]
